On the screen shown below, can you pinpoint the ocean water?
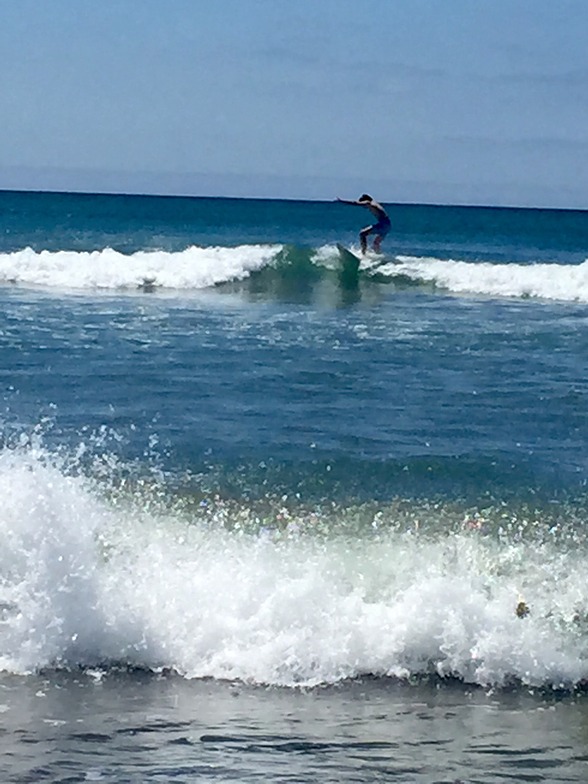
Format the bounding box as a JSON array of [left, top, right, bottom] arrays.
[[0, 189, 587, 782]]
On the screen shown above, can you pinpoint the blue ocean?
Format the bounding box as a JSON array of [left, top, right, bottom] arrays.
[[1, 189, 587, 782]]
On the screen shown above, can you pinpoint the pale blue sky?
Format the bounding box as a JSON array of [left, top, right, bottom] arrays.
[[1, 0, 587, 207]]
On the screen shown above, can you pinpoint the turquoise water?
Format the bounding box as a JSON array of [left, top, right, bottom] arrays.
[[1, 190, 588, 781]]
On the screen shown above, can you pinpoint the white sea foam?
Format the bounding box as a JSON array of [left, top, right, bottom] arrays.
[[382, 256, 588, 303], [0, 245, 281, 291], [0, 445, 586, 688]]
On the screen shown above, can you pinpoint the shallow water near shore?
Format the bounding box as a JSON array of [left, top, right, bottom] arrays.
[[2, 671, 588, 783]]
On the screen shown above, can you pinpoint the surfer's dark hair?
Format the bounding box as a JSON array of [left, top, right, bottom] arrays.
[[359, 193, 372, 202]]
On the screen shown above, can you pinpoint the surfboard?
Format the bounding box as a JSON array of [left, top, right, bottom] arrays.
[[336, 243, 361, 286]]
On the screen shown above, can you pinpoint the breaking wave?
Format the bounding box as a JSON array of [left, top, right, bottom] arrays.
[[0, 244, 587, 303], [1, 440, 587, 690]]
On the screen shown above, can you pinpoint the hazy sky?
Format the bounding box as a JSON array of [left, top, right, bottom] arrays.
[[1, 0, 587, 207]]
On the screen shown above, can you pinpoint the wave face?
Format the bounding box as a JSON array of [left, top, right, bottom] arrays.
[[1, 244, 588, 303], [1, 444, 587, 689]]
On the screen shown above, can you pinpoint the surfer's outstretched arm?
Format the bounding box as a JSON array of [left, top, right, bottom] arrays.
[[336, 197, 362, 206]]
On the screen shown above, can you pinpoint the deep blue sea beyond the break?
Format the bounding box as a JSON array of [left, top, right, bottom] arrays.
[[1, 189, 588, 782]]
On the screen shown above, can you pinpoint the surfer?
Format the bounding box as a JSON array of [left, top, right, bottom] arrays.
[[336, 194, 391, 254]]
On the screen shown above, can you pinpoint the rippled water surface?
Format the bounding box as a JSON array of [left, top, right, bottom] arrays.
[[2, 673, 588, 783]]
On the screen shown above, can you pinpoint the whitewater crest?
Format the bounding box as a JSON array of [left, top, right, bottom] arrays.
[[0, 245, 282, 291], [1, 442, 588, 689], [381, 256, 588, 303]]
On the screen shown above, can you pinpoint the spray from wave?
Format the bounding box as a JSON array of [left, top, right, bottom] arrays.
[[1, 437, 588, 689]]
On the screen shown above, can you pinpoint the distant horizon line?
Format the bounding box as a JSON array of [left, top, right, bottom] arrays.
[[2, 186, 587, 215]]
